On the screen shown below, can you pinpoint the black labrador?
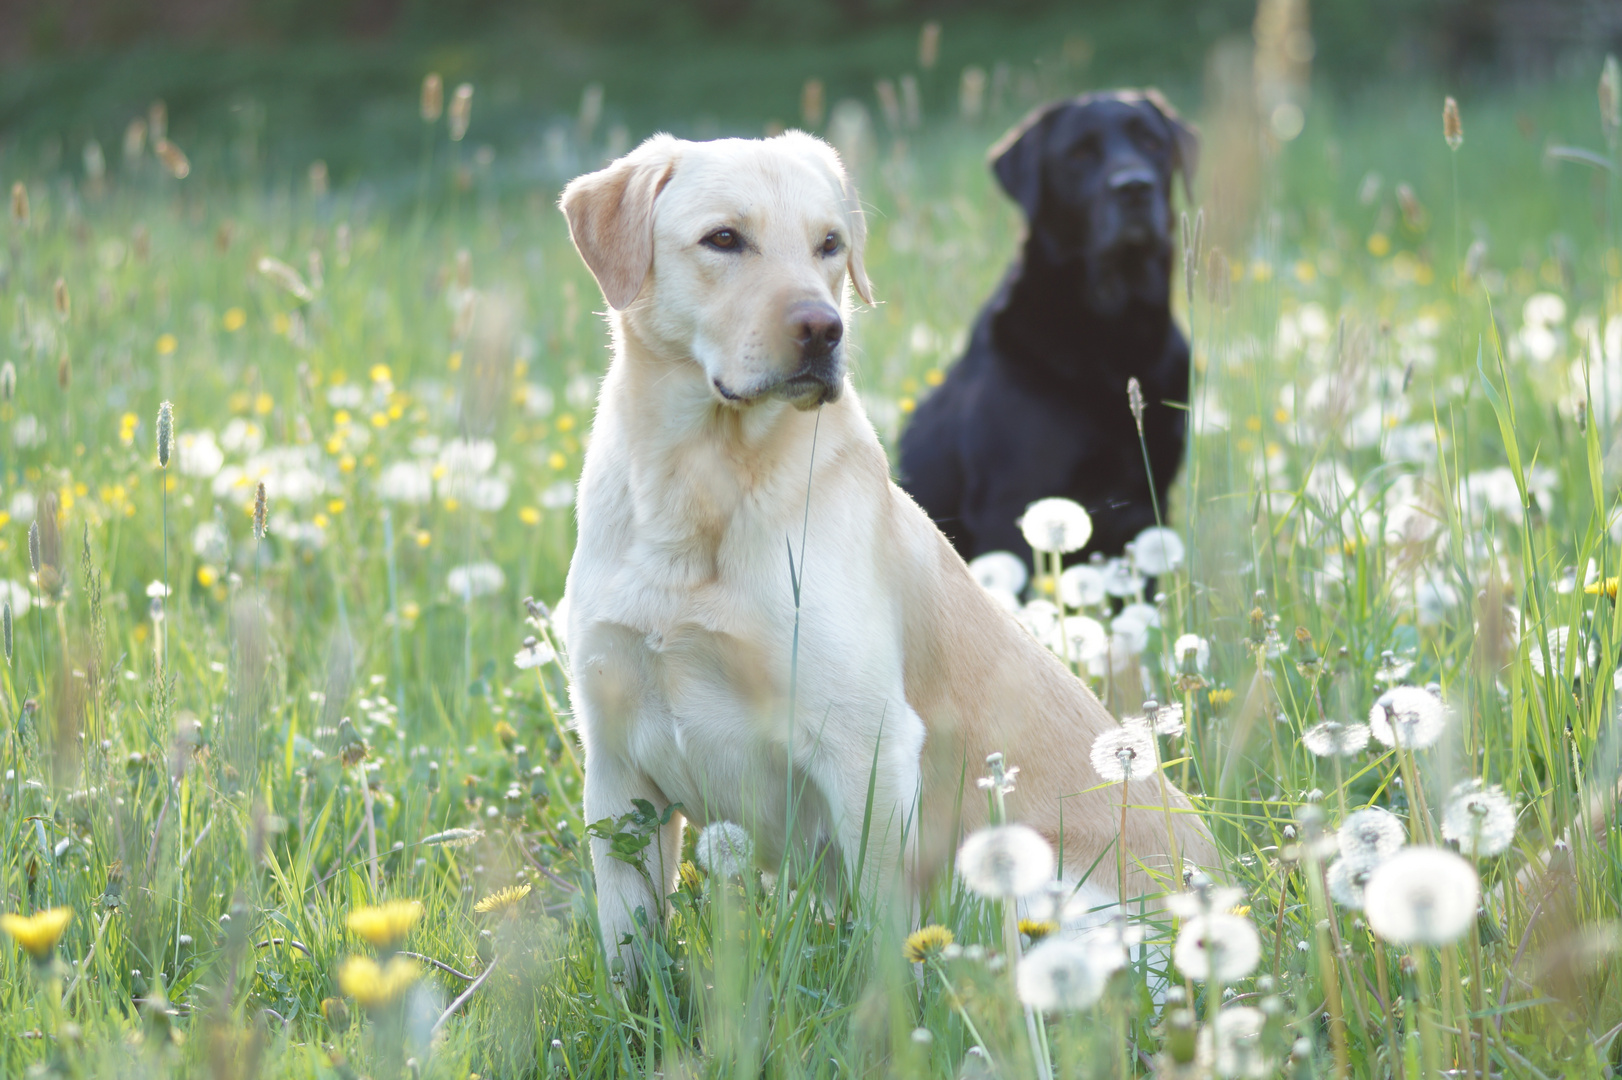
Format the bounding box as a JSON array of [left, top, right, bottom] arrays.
[[899, 89, 1198, 570]]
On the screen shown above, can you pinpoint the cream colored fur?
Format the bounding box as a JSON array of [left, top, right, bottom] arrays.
[[558, 132, 1217, 966]]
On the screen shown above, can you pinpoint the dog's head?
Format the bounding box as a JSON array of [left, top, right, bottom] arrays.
[[990, 90, 1197, 314], [560, 132, 872, 411]]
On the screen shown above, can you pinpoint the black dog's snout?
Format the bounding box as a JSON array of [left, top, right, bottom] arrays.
[[1109, 166, 1157, 197], [790, 302, 843, 357]]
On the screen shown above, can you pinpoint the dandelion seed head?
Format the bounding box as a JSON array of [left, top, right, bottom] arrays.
[[514, 636, 556, 670], [695, 822, 753, 880], [1337, 806, 1407, 864], [1363, 846, 1479, 945], [1016, 938, 1105, 1012], [1173, 633, 1210, 672], [968, 551, 1027, 597], [1202, 1005, 1271, 1078], [956, 823, 1054, 899], [1058, 563, 1107, 609], [1302, 720, 1370, 758], [1130, 526, 1185, 575], [1441, 779, 1516, 857], [1089, 722, 1157, 784], [1369, 686, 1447, 749], [1167, 881, 1246, 919], [1019, 498, 1092, 555], [1173, 912, 1261, 982], [1326, 858, 1375, 909]]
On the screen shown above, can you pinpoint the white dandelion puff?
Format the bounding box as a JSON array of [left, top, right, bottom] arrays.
[[1173, 912, 1261, 982], [1441, 780, 1517, 857], [1020, 498, 1092, 555], [1167, 880, 1246, 919], [1337, 807, 1407, 864], [1172, 633, 1210, 672], [1203, 1006, 1271, 1079], [1100, 557, 1143, 598], [956, 824, 1054, 899], [1130, 526, 1185, 575], [1369, 686, 1447, 750], [1326, 858, 1375, 909], [447, 562, 506, 600], [968, 551, 1028, 596], [513, 636, 556, 670], [1089, 722, 1158, 784], [1016, 939, 1104, 1012], [695, 822, 753, 880], [1302, 720, 1370, 758], [1059, 563, 1107, 609], [1363, 846, 1480, 945]]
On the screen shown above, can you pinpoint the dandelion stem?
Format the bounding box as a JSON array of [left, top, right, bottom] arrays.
[[359, 761, 379, 897]]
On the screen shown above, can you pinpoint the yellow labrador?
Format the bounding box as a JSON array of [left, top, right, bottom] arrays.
[[559, 132, 1215, 965]]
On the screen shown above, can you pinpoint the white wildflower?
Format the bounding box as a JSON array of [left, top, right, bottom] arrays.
[[968, 551, 1028, 596], [1089, 722, 1157, 784], [1441, 780, 1516, 857], [377, 461, 434, 504], [514, 636, 556, 670], [1369, 686, 1447, 749], [1302, 720, 1370, 758], [1203, 1006, 1271, 1079], [1110, 603, 1159, 654], [1020, 498, 1092, 555], [192, 520, 228, 562], [1059, 563, 1106, 609], [448, 562, 505, 600], [1130, 526, 1185, 575], [1364, 846, 1479, 945], [956, 824, 1054, 899], [1173, 913, 1261, 982], [0, 580, 31, 618], [540, 481, 575, 510], [1337, 807, 1406, 864], [695, 822, 753, 879], [176, 430, 224, 478], [1016, 939, 1104, 1012]]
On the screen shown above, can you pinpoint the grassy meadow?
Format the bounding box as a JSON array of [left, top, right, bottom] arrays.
[[3, 26, 1622, 1079]]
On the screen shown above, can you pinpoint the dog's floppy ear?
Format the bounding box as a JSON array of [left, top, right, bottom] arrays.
[[1141, 88, 1200, 202], [559, 135, 679, 310], [839, 171, 874, 306], [988, 102, 1059, 220]]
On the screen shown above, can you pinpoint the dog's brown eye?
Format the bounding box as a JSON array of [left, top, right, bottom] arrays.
[[703, 229, 741, 251], [820, 232, 841, 256]]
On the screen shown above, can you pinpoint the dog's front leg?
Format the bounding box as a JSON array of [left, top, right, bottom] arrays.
[[583, 750, 682, 976], [810, 705, 926, 922]]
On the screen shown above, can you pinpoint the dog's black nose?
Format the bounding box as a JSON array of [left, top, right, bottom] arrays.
[[1109, 166, 1157, 197], [790, 301, 843, 357]]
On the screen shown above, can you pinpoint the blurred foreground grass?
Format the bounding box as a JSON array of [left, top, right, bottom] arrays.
[[1, 37, 1622, 1080]]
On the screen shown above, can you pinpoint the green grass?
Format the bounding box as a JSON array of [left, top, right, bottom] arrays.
[[3, 38, 1622, 1079]]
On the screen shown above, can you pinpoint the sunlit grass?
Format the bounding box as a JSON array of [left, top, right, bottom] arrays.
[[1, 49, 1621, 1079]]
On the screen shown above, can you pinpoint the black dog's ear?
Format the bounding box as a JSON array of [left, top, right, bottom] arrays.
[[988, 102, 1060, 220], [1141, 88, 1200, 202]]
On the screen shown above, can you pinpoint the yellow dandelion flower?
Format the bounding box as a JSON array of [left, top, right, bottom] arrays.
[[272, 313, 291, 336], [197, 565, 218, 588], [369, 364, 392, 383], [402, 601, 421, 622], [678, 861, 702, 893], [556, 414, 576, 433], [547, 451, 567, 471], [156, 333, 177, 355], [1018, 918, 1058, 943], [473, 883, 532, 915], [448, 351, 463, 371], [518, 506, 541, 525], [223, 308, 247, 332], [899, 397, 916, 414], [414, 530, 431, 548], [333, 409, 352, 428], [902, 924, 954, 963], [924, 368, 944, 387], [327, 499, 346, 516], [1208, 687, 1236, 707], [370, 412, 388, 429], [1586, 577, 1619, 599], [345, 899, 423, 948], [2, 907, 74, 959], [1367, 233, 1391, 257], [254, 392, 274, 415], [494, 720, 517, 749], [337, 954, 421, 1009]]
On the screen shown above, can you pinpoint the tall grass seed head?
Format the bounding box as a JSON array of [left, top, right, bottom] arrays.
[[1017, 938, 1105, 1012], [449, 83, 474, 141], [54, 277, 70, 320], [1443, 96, 1463, 149], [3, 600, 13, 662], [1337, 806, 1407, 864], [956, 823, 1054, 899], [1302, 719, 1370, 758], [1126, 376, 1145, 435], [345, 898, 423, 948], [27, 520, 39, 576], [1173, 912, 1261, 982], [422, 73, 444, 121], [1441, 779, 1516, 857], [10, 181, 27, 228], [1019, 497, 1092, 555], [156, 401, 174, 468], [1089, 720, 1157, 784], [1369, 685, 1447, 749], [1602, 55, 1620, 145], [1, 906, 74, 960], [695, 821, 753, 880], [0, 360, 14, 401], [1363, 846, 1479, 945], [253, 481, 267, 539], [154, 139, 190, 179]]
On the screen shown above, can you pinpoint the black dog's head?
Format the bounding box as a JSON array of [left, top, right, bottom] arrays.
[[990, 90, 1198, 316]]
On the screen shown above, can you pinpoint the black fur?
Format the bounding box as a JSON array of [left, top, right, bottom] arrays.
[[899, 90, 1198, 570]]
